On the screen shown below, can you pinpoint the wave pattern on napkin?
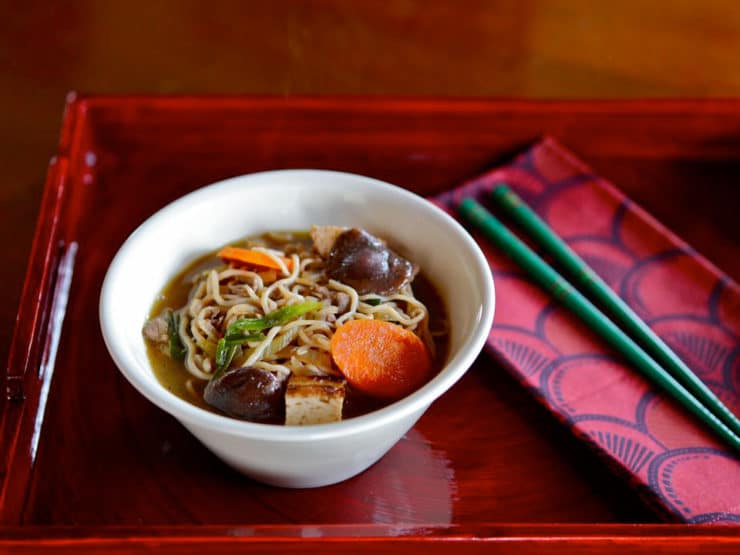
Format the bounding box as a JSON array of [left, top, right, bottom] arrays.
[[433, 137, 740, 524]]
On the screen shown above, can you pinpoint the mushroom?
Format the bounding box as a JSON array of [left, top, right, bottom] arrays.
[[203, 366, 286, 423], [324, 228, 418, 295]]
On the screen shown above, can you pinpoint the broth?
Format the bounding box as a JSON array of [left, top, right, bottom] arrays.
[[145, 230, 449, 422]]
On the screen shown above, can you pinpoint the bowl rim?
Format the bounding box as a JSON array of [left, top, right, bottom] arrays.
[[99, 169, 495, 442]]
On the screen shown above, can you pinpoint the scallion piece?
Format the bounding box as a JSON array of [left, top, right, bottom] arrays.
[[214, 333, 264, 372], [167, 310, 186, 360], [213, 300, 321, 374], [225, 300, 323, 337]]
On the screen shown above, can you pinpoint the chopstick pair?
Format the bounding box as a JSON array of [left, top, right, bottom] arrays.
[[458, 186, 740, 453]]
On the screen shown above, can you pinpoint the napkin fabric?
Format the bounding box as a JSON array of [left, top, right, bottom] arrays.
[[433, 137, 740, 523]]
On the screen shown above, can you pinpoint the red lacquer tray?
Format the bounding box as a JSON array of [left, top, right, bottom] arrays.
[[1, 96, 739, 553]]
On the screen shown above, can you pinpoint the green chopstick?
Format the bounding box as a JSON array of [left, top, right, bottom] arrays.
[[458, 197, 740, 453], [490, 184, 740, 438]]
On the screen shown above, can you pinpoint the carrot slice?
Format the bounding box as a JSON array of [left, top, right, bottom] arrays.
[[330, 319, 432, 400], [217, 247, 293, 271]]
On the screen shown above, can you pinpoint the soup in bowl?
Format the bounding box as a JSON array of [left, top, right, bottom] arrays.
[[100, 170, 494, 487]]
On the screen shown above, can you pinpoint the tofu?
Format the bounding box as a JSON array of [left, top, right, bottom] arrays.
[[285, 374, 345, 426], [310, 225, 347, 257]]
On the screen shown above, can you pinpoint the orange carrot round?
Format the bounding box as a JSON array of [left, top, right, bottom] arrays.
[[330, 319, 432, 400]]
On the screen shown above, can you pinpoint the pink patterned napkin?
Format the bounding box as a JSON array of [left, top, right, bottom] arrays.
[[433, 137, 740, 523]]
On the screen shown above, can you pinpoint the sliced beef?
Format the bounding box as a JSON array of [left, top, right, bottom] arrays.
[[143, 314, 169, 344]]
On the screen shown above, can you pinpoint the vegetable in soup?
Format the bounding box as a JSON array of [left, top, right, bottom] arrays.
[[144, 226, 449, 425]]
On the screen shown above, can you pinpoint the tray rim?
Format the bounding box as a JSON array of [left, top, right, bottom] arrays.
[[2, 523, 740, 550], [59, 92, 740, 111], [0, 93, 85, 523], [3, 95, 740, 542]]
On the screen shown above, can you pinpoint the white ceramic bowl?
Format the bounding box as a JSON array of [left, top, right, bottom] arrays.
[[100, 169, 495, 488]]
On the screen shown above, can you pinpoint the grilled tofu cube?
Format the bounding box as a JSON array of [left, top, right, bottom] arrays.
[[310, 225, 346, 258], [285, 374, 345, 426]]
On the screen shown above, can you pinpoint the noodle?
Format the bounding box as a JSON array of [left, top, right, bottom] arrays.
[[174, 237, 430, 382]]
